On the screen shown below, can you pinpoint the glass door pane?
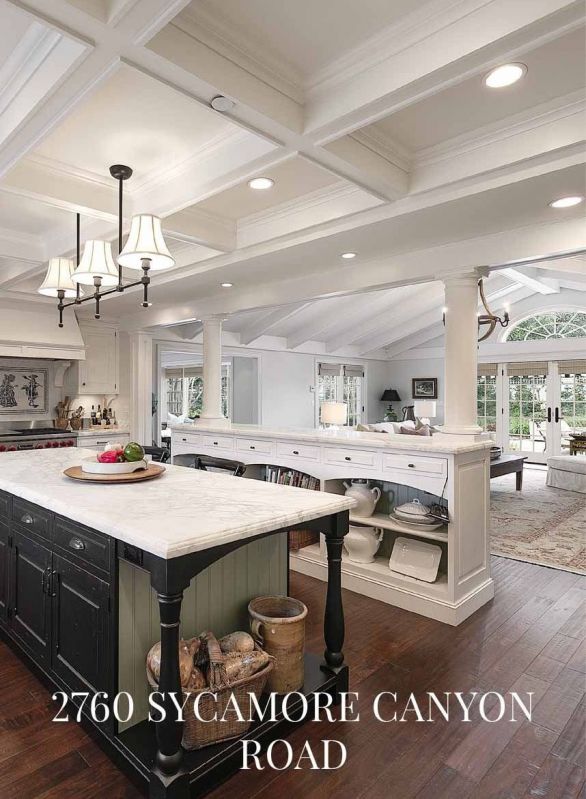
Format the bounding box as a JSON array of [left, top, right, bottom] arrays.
[[477, 375, 497, 434], [507, 372, 548, 459], [560, 370, 586, 456]]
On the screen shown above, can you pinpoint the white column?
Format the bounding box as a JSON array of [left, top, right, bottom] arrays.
[[129, 331, 153, 445], [194, 316, 230, 427], [440, 273, 483, 437]]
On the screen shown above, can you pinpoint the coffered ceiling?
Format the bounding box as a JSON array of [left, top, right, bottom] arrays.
[[0, 0, 583, 343]]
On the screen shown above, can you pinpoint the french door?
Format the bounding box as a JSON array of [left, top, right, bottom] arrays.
[[479, 360, 586, 462]]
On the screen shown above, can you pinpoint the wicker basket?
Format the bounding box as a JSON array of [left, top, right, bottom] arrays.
[[146, 647, 273, 750], [289, 529, 319, 551]]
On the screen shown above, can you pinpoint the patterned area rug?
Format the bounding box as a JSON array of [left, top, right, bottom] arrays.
[[491, 465, 586, 574]]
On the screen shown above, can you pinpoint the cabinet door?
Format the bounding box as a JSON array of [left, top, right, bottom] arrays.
[[51, 554, 110, 695], [79, 328, 118, 394], [0, 520, 8, 624], [8, 530, 52, 664]]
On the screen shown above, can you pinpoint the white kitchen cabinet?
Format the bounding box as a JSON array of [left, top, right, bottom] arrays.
[[66, 324, 119, 395], [78, 433, 129, 451]]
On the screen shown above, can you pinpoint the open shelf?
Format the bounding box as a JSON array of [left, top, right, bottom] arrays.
[[349, 512, 448, 543], [115, 654, 341, 793], [292, 544, 449, 598]]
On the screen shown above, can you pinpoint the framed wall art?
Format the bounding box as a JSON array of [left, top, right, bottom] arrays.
[[412, 377, 438, 400], [0, 368, 48, 414]]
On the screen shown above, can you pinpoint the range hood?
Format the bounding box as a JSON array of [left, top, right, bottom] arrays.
[[0, 299, 85, 360]]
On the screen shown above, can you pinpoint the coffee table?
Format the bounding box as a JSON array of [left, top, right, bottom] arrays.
[[490, 454, 527, 490], [569, 434, 586, 456]]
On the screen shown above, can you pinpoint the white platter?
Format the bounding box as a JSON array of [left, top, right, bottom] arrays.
[[389, 512, 445, 532], [81, 457, 148, 475], [389, 536, 442, 582]]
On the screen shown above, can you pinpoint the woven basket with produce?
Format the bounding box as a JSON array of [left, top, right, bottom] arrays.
[[146, 630, 272, 749]]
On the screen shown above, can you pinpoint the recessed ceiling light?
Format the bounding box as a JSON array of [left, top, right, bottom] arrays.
[[549, 196, 584, 208], [221, 282, 233, 288], [484, 63, 527, 88], [341, 252, 356, 259], [248, 177, 274, 190], [210, 95, 235, 113]]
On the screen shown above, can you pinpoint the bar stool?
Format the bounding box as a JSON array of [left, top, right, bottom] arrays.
[[192, 455, 246, 477], [142, 446, 171, 463]]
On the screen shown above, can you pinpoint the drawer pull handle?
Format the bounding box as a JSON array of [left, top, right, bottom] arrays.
[[345, 456, 351, 461], [69, 537, 86, 551], [250, 445, 255, 450], [408, 463, 415, 468], [182, 438, 187, 442], [293, 450, 299, 455], [213, 441, 218, 445], [20, 512, 34, 525]]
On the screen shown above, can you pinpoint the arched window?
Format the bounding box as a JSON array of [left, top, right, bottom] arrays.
[[505, 311, 586, 341]]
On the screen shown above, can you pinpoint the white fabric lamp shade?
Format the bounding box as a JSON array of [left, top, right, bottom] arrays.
[[72, 240, 119, 286], [38, 257, 79, 298], [414, 400, 437, 418], [117, 214, 175, 271], [321, 401, 348, 426]]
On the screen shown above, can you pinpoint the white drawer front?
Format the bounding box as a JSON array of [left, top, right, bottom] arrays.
[[236, 438, 274, 456], [276, 442, 321, 461], [323, 447, 379, 469], [383, 453, 447, 477], [201, 435, 234, 452], [174, 432, 202, 447]]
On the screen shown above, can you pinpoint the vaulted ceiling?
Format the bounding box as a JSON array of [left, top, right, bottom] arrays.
[[0, 0, 584, 345]]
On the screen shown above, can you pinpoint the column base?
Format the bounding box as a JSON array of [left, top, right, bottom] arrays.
[[193, 416, 231, 428]]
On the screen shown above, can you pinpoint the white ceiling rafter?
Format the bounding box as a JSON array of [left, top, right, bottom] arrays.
[[238, 302, 312, 346], [500, 267, 560, 294]]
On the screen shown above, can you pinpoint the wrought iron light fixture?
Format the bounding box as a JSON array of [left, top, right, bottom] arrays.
[[38, 165, 175, 326], [442, 278, 510, 342]]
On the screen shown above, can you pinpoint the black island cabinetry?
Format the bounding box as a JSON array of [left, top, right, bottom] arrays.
[[0, 486, 349, 799]]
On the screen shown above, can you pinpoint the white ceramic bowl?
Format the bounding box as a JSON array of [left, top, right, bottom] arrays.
[[81, 458, 148, 475]]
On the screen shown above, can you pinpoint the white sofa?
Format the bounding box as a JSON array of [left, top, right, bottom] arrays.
[[547, 456, 586, 494]]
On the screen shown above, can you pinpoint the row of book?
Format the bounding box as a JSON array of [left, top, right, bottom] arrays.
[[264, 466, 320, 491]]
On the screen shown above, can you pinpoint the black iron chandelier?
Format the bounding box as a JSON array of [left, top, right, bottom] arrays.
[[442, 278, 510, 342], [38, 165, 175, 327]]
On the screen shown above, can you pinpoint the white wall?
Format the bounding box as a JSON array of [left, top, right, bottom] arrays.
[[387, 358, 445, 423]]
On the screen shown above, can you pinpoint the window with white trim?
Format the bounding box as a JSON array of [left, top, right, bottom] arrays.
[[165, 365, 230, 419], [317, 363, 364, 427], [505, 311, 586, 341]]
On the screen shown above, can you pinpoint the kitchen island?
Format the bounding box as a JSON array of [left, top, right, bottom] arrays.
[[172, 423, 494, 625], [0, 448, 353, 799]]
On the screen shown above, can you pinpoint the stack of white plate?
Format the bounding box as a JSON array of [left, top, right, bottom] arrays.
[[391, 498, 439, 528]]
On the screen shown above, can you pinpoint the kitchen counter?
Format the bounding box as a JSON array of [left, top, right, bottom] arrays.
[[171, 421, 493, 454], [0, 448, 353, 559]]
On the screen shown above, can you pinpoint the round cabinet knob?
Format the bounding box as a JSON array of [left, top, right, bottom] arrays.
[[0, 445, 6, 452], [35, 444, 43, 449], [7, 446, 16, 451], [293, 450, 299, 455], [345, 456, 351, 461]]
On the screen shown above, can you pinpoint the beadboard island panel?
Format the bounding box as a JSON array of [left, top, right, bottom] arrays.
[[118, 533, 287, 731]]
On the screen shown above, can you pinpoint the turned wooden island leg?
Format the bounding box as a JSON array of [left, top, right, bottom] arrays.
[[149, 588, 190, 799], [323, 511, 348, 674]]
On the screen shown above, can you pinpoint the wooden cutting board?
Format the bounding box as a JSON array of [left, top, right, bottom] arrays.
[[63, 464, 165, 483]]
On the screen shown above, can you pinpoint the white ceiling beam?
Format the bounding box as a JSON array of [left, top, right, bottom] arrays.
[[303, 0, 584, 141], [324, 286, 440, 352], [558, 279, 586, 292], [285, 295, 362, 350], [501, 267, 560, 294], [238, 302, 311, 346], [356, 303, 444, 356]]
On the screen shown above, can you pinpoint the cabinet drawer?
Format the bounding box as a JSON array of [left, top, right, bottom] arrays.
[[53, 517, 110, 577], [201, 435, 234, 452], [12, 498, 52, 539], [323, 447, 379, 469], [236, 438, 274, 456], [276, 442, 320, 461], [383, 453, 447, 477], [0, 490, 9, 519], [174, 432, 201, 447]]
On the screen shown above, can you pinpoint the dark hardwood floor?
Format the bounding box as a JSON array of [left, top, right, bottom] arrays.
[[0, 556, 584, 798]]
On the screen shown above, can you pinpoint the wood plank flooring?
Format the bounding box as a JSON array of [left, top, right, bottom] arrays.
[[0, 556, 583, 798]]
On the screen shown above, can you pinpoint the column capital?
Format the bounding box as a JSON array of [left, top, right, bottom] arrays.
[[439, 266, 488, 286]]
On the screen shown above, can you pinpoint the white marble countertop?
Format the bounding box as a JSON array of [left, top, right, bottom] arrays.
[[171, 422, 493, 454], [75, 429, 129, 437], [0, 449, 354, 559]]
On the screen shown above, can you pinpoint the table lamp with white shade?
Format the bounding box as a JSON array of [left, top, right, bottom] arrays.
[[414, 400, 437, 425], [320, 401, 348, 430]]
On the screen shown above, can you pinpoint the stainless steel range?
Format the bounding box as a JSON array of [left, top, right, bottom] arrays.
[[0, 421, 77, 453]]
